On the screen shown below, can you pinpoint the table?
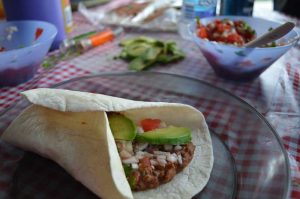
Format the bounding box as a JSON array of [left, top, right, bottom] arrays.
[[1, 9, 300, 199]]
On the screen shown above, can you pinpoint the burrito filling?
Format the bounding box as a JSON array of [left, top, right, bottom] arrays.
[[108, 113, 195, 191]]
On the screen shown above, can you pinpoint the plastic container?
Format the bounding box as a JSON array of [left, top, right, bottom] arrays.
[[178, 0, 217, 40], [61, 0, 73, 33], [0, 20, 57, 87], [0, 0, 5, 19], [3, 0, 66, 50]]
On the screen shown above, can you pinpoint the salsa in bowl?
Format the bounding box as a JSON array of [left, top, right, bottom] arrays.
[[190, 16, 299, 81]]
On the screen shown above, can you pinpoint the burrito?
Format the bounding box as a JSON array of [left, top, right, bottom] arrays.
[[1, 88, 213, 199]]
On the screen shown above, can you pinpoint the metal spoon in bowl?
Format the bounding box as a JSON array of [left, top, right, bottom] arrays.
[[244, 22, 295, 48]]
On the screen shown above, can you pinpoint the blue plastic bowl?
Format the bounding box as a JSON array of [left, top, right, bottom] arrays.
[[190, 16, 299, 81], [0, 20, 57, 87]]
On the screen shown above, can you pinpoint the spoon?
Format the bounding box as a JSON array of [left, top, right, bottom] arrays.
[[244, 22, 295, 48]]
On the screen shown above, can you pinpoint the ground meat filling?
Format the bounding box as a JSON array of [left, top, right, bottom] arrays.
[[117, 141, 195, 191]]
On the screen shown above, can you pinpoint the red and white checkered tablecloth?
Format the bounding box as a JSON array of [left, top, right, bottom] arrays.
[[0, 10, 300, 199]]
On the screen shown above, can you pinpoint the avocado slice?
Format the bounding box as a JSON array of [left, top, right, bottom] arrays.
[[108, 113, 137, 141], [135, 126, 192, 145], [120, 36, 157, 47], [125, 43, 152, 58]]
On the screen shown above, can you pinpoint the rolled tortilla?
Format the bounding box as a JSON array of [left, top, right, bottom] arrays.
[[1, 88, 213, 199]]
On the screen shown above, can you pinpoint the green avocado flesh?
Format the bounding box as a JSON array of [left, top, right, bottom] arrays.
[[108, 113, 137, 141], [135, 126, 192, 145]]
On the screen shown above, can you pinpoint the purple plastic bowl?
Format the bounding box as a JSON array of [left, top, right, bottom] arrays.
[[0, 20, 57, 87], [190, 16, 299, 81]]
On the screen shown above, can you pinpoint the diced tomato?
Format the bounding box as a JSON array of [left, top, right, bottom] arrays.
[[214, 36, 226, 43], [140, 119, 161, 132], [0, 47, 5, 52], [226, 33, 244, 45], [34, 28, 44, 41], [216, 23, 231, 33], [197, 27, 208, 39], [234, 21, 243, 27], [214, 19, 222, 24], [139, 157, 151, 168]]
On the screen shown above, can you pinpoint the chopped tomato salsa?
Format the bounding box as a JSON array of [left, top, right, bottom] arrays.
[[197, 19, 256, 46]]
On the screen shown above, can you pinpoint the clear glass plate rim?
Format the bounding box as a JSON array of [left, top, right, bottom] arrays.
[[0, 71, 291, 198]]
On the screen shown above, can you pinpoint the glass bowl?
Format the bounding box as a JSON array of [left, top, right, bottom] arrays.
[[0, 72, 290, 199]]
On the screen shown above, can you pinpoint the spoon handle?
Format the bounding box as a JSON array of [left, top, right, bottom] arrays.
[[244, 22, 295, 48]]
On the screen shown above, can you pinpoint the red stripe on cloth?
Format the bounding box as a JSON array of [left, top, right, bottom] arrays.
[[286, 63, 292, 76], [293, 70, 299, 88]]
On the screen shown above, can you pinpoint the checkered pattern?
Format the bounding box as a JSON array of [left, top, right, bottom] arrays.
[[270, 49, 300, 114], [266, 113, 300, 198], [0, 63, 89, 113], [0, 10, 300, 199]]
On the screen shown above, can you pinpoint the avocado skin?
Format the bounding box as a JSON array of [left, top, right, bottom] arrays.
[[108, 113, 137, 141], [135, 126, 192, 145]]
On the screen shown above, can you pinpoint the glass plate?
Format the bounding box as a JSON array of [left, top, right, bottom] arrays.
[[0, 72, 290, 199]]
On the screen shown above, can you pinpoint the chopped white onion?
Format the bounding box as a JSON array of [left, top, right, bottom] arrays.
[[136, 155, 145, 160], [157, 158, 167, 166], [150, 159, 158, 166], [137, 126, 144, 134], [122, 157, 138, 164], [131, 163, 139, 170], [117, 141, 133, 154], [119, 150, 132, 159], [136, 143, 148, 152], [221, 31, 228, 38], [143, 152, 154, 158], [167, 153, 177, 163], [154, 151, 169, 155], [177, 154, 183, 165], [228, 20, 234, 26], [156, 155, 166, 160], [124, 141, 133, 154], [174, 145, 182, 150], [208, 23, 216, 29], [164, 144, 173, 151], [136, 151, 146, 156]]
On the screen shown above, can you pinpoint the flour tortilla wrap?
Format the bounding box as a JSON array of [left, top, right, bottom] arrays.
[[1, 88, 213, 199]]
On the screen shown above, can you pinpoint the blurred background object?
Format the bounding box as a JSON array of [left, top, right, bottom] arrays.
[[79, 0, 181, 31], [220, 0, 254, 16], [70, 0, 110, 11], [274, 0, 300, 17], [3, 0, 72, 50], [0, 0, 5, 19], [61, 0, 73, 33]]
